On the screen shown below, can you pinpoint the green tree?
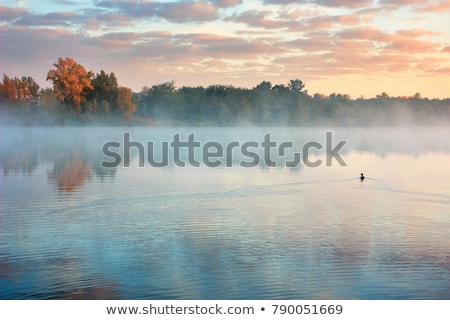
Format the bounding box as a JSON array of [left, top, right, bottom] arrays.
[[89, 70, 118, 113], [255, 81, 272, 92], [137, 81, 177, 119], [288, 79, 307, 94]]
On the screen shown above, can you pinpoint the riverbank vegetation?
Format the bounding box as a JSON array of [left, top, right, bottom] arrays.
[[1, 57, 449, 126]]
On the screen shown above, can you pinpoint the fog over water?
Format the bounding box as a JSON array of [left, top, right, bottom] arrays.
[[0, 126, 449, 299]]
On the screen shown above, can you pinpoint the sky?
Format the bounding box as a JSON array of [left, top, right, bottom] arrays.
[[1, 0, 450, 98]]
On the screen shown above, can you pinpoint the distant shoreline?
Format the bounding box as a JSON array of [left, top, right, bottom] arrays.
[[2, 58, 449, 127]]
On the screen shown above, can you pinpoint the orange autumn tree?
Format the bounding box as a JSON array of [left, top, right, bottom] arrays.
[[0, 75, 40, 105], [46, 57, 93, 113]]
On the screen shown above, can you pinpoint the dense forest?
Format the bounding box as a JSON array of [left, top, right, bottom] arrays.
[[1, 57, 449, 126]]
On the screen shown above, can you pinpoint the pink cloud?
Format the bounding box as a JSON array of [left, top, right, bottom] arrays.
[[95, 0, 218, 22], [306, 14, 360, 29], [379, 0, 427, 4], [14, 11, 78, 27], [418, 0, 450, 12], [396, 29, 441, 37], [84, 18, 102, 31], [159, 1, 218, 23], [315, 0, 372, 7], [0, 6, 28, 21], [212, 0, 243, 8], [226, 10, 286, 29], [378, 0, 450, 13], [338, 26, 442, 46], [229, 10, 364, 33], [335, 26, 444, 56], [97, 12, 133, 23], [338, 26, 387, 42], [387, 38, 440, 53], [264, 0, 372, 8], [83, 32, 142, 49]]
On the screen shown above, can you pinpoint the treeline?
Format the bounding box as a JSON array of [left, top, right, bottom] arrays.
[[0, 57, 136, 125], [1, 57, 449, 126], [134, 81, 450, 126]]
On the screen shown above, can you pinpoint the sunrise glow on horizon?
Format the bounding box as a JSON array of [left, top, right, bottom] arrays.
[[1, 0, 449, 98]]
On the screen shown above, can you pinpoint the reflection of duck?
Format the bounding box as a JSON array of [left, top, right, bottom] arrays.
[[360, 173, 365, 181]]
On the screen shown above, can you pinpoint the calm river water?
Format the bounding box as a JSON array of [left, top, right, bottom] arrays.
[[0, 127, 449, 299]]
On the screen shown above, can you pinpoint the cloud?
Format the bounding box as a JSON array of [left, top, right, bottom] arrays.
[[337, 26, 442, 53], [159, 2, 218, 23], [306, 14, 360, 29], [53, 0, 79, 4], [387, 38, 440, 53], [1, 23, 279, 67], [263, 0, 372, 8], [1, 1, 220, 30], [211, 0, 243, 8], [272, 51, 420, 78], [228, 9, 363, 32], [95, 0, 159, 18], [95, 12, 134, 28], [0, 6, 28, 21], [178, 33, 282, 57], [0, 26, 86, 62], [396, 29, 441, 37], [95, 0, 218, 22], [337, 26, 387, 41], [377, 0, 450, 12], [281, 36, 374, 54], [81, 31, 141, 49], [1, 6, 99, 28], [314, 0, 372, 7], [418, 0, 450, 12], [226, 10, 286, 29], [378, 0, 427, 4], [14, 11, 78, 27]]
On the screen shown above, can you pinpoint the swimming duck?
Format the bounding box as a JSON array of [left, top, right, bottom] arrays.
[[360, 173, 365, 181]]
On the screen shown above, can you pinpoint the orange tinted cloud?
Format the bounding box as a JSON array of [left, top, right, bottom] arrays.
[[337, 27, 443, 53], [387, 38, 440, 53]]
